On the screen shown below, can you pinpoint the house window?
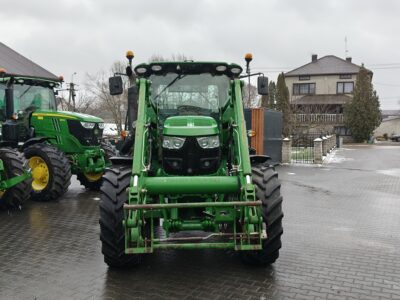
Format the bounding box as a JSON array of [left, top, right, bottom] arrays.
[[339, 74, 352, 79], [299, 75, 310, 81], [337, 82, 354, 94], [293, 83, 316, 95]]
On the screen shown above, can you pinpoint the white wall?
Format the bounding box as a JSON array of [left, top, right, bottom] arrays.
[[374, 118, 400, 137], [285, 75, 355, 101]]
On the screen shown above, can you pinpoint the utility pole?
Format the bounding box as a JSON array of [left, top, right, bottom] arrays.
[[68, 72, 77, 112]]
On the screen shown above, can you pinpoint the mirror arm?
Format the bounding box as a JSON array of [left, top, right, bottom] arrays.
[[114, 72, 129, 77], [239, 72, 265, 79]]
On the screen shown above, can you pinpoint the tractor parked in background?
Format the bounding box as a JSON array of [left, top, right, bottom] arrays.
[[99, 53, 283, 267], [0, 69, 116, 201]]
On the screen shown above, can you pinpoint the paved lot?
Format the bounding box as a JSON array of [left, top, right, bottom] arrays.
[[1, 144, 400, 300]]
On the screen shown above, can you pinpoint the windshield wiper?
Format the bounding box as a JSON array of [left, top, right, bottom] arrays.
[[153, 74, 185, 102], [19, 85, 33, 98]]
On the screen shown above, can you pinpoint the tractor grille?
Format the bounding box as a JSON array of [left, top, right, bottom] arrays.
[[162, 137, 221, 175], [67, 120, 103, 146]]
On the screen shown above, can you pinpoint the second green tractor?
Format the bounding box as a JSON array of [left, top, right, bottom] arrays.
[[0, 70, 116, 204]]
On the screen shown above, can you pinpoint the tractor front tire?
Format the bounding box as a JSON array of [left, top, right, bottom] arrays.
[[101, 140, 118, 160], [24, 144, 71, 201], [0, 148, 31, 209], [240, 164, 283, 265], [99, 166, 142, 268]]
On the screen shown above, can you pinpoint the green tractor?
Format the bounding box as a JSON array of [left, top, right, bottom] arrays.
[[99, 53, 283, 267], [0, 69, 116, 201]]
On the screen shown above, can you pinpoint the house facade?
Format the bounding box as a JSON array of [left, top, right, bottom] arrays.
[[284, 54, 372, 137]]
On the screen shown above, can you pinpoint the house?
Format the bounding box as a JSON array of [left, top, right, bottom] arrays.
[[284, 54, 372, 138], [374, 116, 400, 139]]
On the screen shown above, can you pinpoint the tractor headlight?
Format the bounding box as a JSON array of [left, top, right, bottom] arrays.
[[81, 122, 96, 129], [98, 123, 105, 129], [162, 136, 186, 150], [196, 136, 220, 149]]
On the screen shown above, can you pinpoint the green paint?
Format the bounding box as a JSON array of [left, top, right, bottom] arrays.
[[163, 116, 219, 136], [119, 61, 263, 254]]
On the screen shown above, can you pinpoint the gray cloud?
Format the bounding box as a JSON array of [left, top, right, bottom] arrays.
[[1, 0, 399, 108]]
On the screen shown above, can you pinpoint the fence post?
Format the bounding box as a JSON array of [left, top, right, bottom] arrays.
[[322, 136, 328, 156], [332, 134, 336, 149], [282, 137, 291, 164], [326, 135, 332, 153], [314, 138, 323, 164]]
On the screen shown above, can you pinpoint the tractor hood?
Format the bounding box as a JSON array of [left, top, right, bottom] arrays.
[[32, 110, 103, 123], [163, 116, 218, 137]]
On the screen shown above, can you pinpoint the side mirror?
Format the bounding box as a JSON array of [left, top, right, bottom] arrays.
[[109, 76, 123, 95], [257, 76, 268, 95]]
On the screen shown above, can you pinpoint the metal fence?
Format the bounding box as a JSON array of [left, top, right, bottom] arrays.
[[291, 133, 322, 164]]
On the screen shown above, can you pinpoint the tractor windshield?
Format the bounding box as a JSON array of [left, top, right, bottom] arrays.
[[149, 73, 230, 117], [0, 83, 57, 115]]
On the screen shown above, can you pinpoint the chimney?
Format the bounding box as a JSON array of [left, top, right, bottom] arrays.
[[312, 54, 318, 62], [346, 57, 352, 63]]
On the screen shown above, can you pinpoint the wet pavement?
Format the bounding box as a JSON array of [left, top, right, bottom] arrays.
[[1, 144, 400, 300]]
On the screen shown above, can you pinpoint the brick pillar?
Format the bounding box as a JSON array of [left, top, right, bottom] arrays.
[[332, 134, 336, 149], [314, 138, 323, 164], [282, 137, 291, 164], [326, 135, 332, 153], [322, 136, 328, 156]]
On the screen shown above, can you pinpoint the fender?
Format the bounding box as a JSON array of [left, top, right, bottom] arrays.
[[20, 137, 52, 151], [109, 156, 133, 166], [249, 154, 271, 165]]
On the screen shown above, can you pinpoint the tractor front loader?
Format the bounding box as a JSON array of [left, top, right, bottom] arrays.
[[100, 53, 283, 267], [0, 69, 117, 201]]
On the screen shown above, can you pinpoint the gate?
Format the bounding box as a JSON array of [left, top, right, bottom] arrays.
[[291, 133, 321, 164]]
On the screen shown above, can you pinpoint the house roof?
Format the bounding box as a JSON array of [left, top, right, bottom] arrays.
[[285, 55, 371, 77], [292, 94, 352, 105], [0, 42, 58, 80]]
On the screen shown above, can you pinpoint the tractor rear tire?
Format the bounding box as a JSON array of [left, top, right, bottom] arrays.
[[0, 148, 31, 209], [99, 166, 142, 268], [240, 164, 283, 265], [24, 144, 71, 201], [76, 141, 118, 191]]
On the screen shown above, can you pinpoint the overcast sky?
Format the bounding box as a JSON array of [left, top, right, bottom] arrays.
[[1, 0, 400, 109]]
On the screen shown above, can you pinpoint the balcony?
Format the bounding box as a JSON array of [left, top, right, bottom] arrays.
[[293, 114, 344, 124]]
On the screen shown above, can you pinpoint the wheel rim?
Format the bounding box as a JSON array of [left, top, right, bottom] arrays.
[[29, 156, 49, 191], [84, 172, 103, 182]]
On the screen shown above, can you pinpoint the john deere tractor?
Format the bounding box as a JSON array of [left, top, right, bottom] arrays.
[[0, 69, 116, 201], [99, 53, 283, 267]]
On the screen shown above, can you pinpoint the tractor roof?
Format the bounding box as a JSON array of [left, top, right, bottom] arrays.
[[0, 75, 61, 87], [134, 61, 243, 78]]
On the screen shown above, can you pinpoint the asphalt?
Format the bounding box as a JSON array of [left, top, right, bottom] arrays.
[[1, 144, 400, 300]]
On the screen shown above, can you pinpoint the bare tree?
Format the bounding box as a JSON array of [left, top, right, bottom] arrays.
[[85, 61, 129, 133], [242, 82, 258, 108], [149, 53, 192, 62]]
